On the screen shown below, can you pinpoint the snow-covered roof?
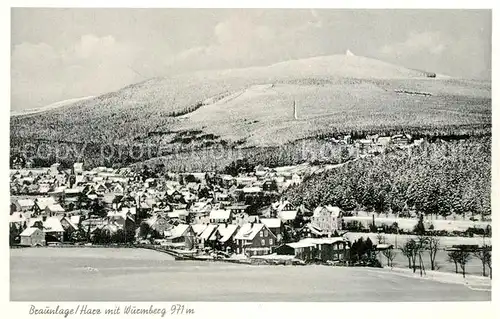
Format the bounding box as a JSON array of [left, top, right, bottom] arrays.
[[242, 186, 262, 193], [17, 199, 35, 208], [235, 176, 257, 183], [276, 200, 293, 212], [38, 184, 51, 193], [164, 224, 191, 239], [36, 197, 56, 210], [47, 204, 65, 213], [286, 242, 316, 249], [43, 217, 65, 233], [306, 223, 323, 236], [168, 211, 180, 219], [74, 162, 83, 169], [52, 186, 67, 193], [173, 209, 189, 216], [300, 237, 346, 245], [260, 218, 281, 229], [312, 205, 341, 218], [199, 224, 218, 240], [69, 215, 81, 226], [375, 243, 393, 250], [278, 210, 298, 221], [60, 217, 78, 230], [192, 224, 208, 236], [358, 139, 372, 144], [166, 189, 178, 196], [121, 207, 137, 215], [209, 209, 231, 220], [191, 201, 211, 212], [210, 224, 239, 243], [235, 223, 265, 240], [140, 201, 151, 209], [10, 213, 28, 224], [220, 174, 234, 181], [20, 227, 42, 237], [64, 188, 81, 194], [107, 211, 128, 219]]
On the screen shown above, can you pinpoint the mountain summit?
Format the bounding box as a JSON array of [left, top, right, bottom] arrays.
[[10, 53, 490, 166]]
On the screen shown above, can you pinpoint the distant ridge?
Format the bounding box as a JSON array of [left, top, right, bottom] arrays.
[[11, 96, 95, 117]]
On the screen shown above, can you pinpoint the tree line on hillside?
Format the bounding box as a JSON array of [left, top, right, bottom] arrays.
[[286, 137, 491, 219], [10, 124, 490, 175]]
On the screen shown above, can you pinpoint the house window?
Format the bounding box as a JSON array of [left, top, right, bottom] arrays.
[[259, 231, 263, 237], [264, 230, 268, 237], [269, 239, 273, 246], [261, 239, 265, 246]]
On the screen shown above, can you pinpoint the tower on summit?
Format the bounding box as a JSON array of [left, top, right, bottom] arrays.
[[293, 100, 298, 120]]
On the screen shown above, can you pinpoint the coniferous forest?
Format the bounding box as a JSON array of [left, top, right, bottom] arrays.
[[285, 137, 491, 218]]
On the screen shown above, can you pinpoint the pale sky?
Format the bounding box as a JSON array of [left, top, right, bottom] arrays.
[[11, 9, 491, 111]]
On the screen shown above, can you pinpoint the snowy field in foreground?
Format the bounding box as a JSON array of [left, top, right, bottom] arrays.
[[10, 248, 489, 302]]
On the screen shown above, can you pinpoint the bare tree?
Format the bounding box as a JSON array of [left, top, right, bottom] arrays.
[[400, 240, 413, 269], [456, 249, 472, 278], [485, 249, 492, 279], [448, 246, 472, 278], [447, 250, 460, 274], [427, 236, 440, 271], [376, 233, 386, 244], [473, 245, 491, 277], [382, 248, 397, 268], [416, 236, 428, 276]]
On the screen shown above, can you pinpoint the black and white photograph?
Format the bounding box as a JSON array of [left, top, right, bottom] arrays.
[[7, 5, 493, 306]]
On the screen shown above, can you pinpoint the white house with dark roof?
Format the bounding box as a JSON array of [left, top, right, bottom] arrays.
[[311, 205, 343, 236]]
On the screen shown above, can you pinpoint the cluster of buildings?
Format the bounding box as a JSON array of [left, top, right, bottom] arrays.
[[9, 161, 351, 262], [9, 133, 425, 262], [331, 133, 421, 155]]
